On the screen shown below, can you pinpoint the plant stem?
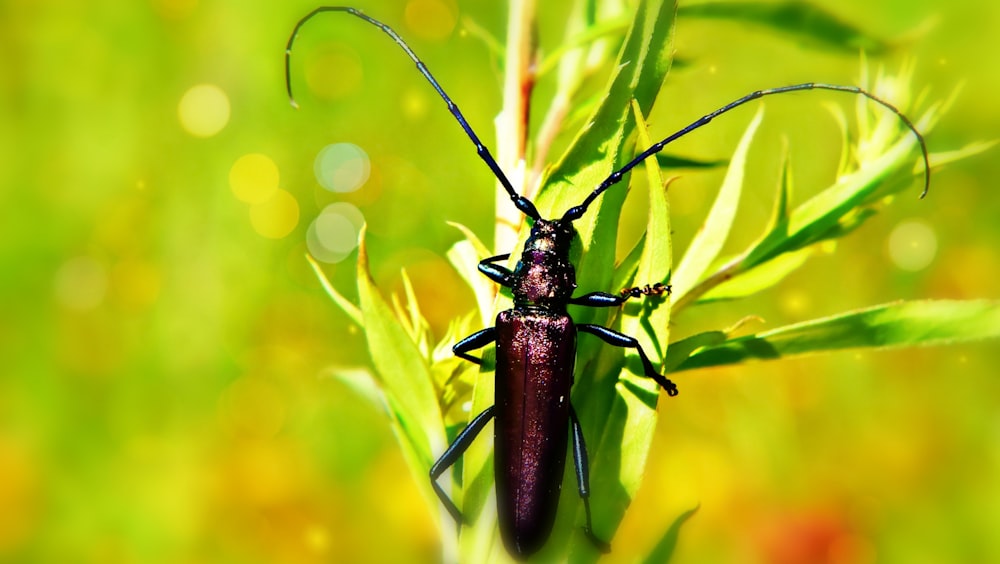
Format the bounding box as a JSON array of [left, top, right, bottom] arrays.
[[495, 0, 536, 253]]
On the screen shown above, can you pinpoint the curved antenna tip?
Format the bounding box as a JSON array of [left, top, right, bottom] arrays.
[[289, 98, 300, 110]]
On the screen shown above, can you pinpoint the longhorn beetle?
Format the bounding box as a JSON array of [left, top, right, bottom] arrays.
[[286, 6, 931, 559]]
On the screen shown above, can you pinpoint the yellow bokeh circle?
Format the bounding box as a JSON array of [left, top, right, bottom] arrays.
[[888, 220, 937, 272], [178, 84, 230, 138], [230, 153, 280, 204], [304, 45, 363, 101], [249, 189, 300, 239], [404, 0, 456, 41]]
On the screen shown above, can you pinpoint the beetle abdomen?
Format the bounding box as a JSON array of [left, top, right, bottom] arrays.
[[494, 308, 576, 558]]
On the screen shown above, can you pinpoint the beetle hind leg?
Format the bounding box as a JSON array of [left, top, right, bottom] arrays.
[[430, 406, 496, 526], [570, 407, 611, 553]]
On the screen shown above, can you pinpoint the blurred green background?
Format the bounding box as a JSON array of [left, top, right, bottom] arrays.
[[2, 0, 998, 562]]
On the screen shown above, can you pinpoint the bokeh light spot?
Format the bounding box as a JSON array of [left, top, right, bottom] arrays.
[[111, 259, 161, 311], [249, 189, 300, 239], [314, 143, 370, 193], [888, 220, 937, 272], [401, 87, 429, 121], [780, 289, 811, 318], [230, 153, 280, 204], [307, 203, 365, 264], [55, 256, 108, 311], [178, 84, 230, 138], [305, 524, 330, 553], [304, 45, 363, 100], [220, 376, 286, 439], [404, 0, 457, 41], [151, 0, 198, 20]]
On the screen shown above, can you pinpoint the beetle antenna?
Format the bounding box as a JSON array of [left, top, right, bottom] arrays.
[[286, 7, 541, 220], [561, 83, 931, 222]]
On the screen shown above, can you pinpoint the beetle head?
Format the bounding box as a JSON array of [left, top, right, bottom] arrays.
[[511, 219, 577, 307]]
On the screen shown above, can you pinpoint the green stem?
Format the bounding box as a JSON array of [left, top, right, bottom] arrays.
[[495, 0, 537, 253]]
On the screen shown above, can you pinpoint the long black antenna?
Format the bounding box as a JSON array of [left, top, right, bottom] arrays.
[[561, 83, 931, 222], [286, 7, 541, 220]]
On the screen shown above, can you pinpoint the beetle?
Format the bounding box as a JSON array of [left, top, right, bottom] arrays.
[[285, 6, 931, 559]]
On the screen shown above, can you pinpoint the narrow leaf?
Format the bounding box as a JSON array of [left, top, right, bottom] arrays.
[[643, 506, 699, 564], [743, 128, 922, 269], [697, 247, 814, 303], [655, 152, 728, 169], [446, 222, 496, 328], [674, 299, 1000, 371], [355, 226, 446, 511], [763, 142, 792, 237], [307, 253, 362, 325], [597, 99, 676, 550], [673, 107, 764, 300], [678, 1, 891, 54]]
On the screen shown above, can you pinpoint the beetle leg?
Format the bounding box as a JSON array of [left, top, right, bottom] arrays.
[[568, 291, 628, 307], [430, 406, 495, 526], [578, 324, 679, 396], [478, 253, 514, 287], [619, 282, 671, 299], [453, 327, 496, 365], [569, 283, 670, 308], [569, 407, 611, 553]]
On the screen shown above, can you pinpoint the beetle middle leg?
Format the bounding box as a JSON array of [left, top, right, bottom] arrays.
[[569, 407, 611, 553], [578, 324, 679, 396], [430, 405, 496, 525], [569, 282, 670, 307]]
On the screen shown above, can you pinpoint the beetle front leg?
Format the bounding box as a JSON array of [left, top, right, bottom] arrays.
[[430, 406, 495, 525], [478, 253, 514, 287], [578, 324, 679, 396], [453, 327, 496, 365]]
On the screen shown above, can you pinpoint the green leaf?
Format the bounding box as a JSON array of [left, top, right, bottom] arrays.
[[678, 1, 891, 54], [655, 152, 728, 169], [535, 0, 677, 314], [742, 127, 922, 269], [763, 142, 793, 237], [537, 14, 631, 77], [354, 226, 447, 514], [929, 139, 998, 169], [570, 98, 675, 562], [307, 253, 362, 326], [696, 246, 815, 303], [673, 107, 763, 301], [642, 505, 699, 564], [446, 222, 496, 328], [673, 299, 1000, 371]]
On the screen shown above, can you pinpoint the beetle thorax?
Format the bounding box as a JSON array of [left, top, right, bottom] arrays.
[[511, 219, 577, 308]]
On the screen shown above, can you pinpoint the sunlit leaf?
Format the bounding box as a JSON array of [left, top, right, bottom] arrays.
[[642, 506, 700, 564], [742, 127, 922, 269], [673, 107, 763, 300], [307, 253, 362, 325], [567, 99, 675, 562], [679, 1, 892, 54], [673, 299, 1000, 371], [355, 226, 447, 514], [696, 246, 815, 303], [446, 222, 496, 328], [655, 152, 728, 169]]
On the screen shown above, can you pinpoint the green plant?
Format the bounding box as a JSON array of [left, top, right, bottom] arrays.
[[311, 0, 995, 561]]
